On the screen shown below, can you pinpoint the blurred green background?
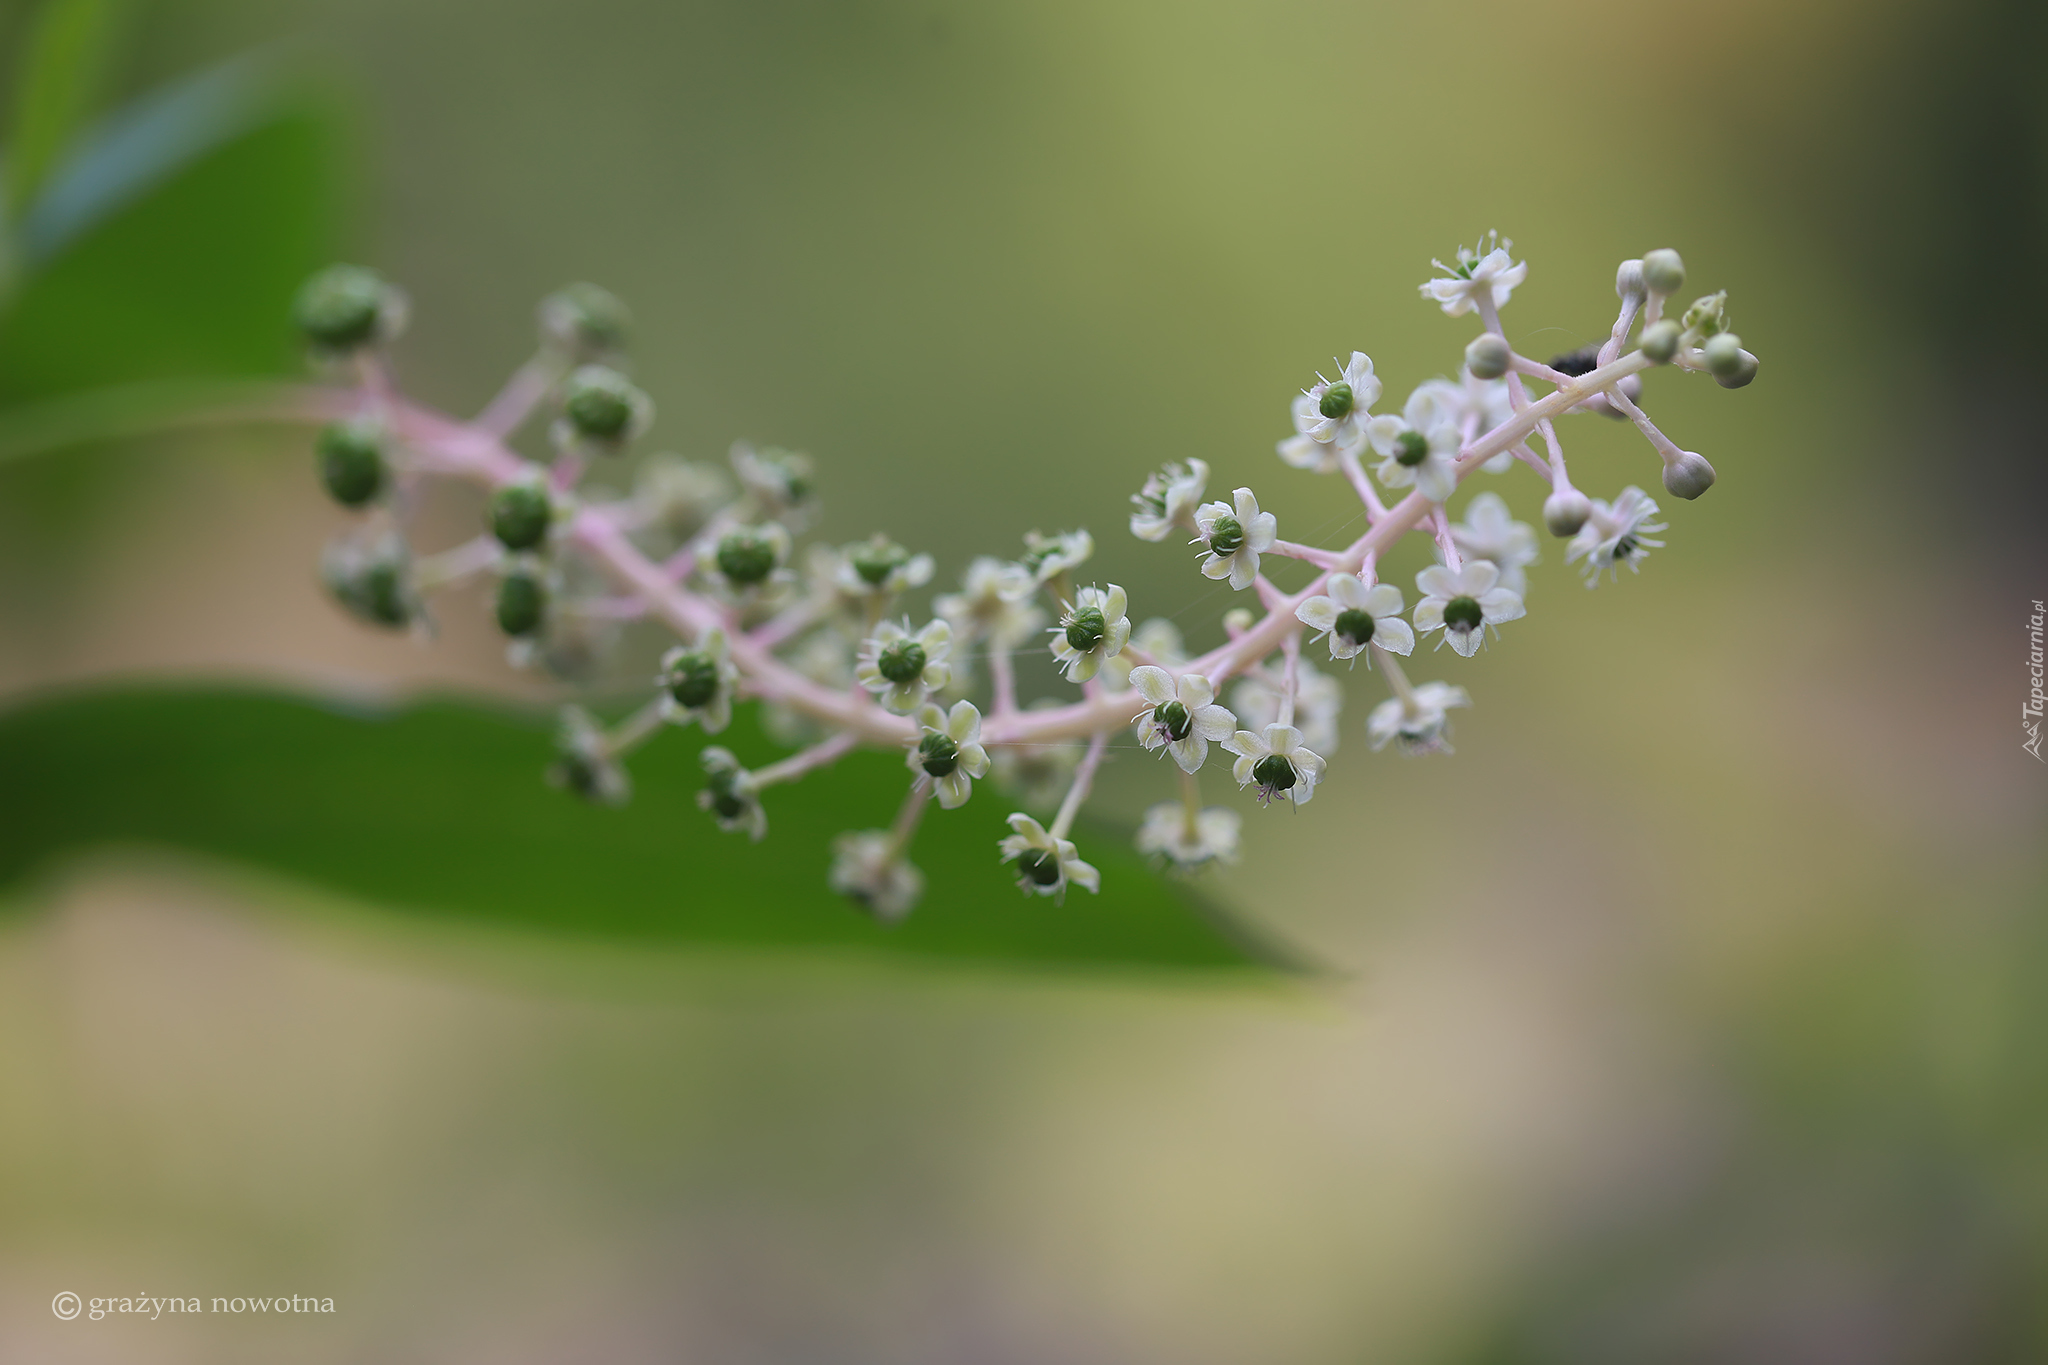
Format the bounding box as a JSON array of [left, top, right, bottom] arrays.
[[1, 0, 2044, 1360]]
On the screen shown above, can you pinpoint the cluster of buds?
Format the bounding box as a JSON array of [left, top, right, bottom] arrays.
[[295, 234, 1753, 921]]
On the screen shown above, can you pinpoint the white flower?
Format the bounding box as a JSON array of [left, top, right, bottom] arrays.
[[856, 617, 953, 712], [935, 557, 1042, 648], [1419, 233, 1528, 317], [999, 813, 1100, 902], [906, 700, 990, 809], [1127, 666, 1235, 774], [1231, 662, 1342, 756], [1136, 802, 1242, 872], [548, 705, 630, 805], [1406, 370, 1516, 473], [1449, 491, 1539, 597], [1222, 722, 1327, 807], [834, 533, 934, 598], [1193, 487, 1278, 590], [706, 521, 794, 596], [1048, 583, 1131, 683], [1366, 681, 1471, 755], [1021, 528, 1093, 584], [729, 440, 816, 527], [1367, 418, 1461, 502], [1295, 576, 1414, 663], [1412, 561, 1526, 657], [1129, 459, 1209, 542], [1277, 429, 1339, 474], [657, 628, 738, 734], [698, 746, 766, 840], [829, 830, 924, 922], [1289, 351, 1381, 457], [1566, 486, 1667, 587]]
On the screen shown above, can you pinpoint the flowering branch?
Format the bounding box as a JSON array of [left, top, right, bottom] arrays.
[[286, 235, 1755, 918]]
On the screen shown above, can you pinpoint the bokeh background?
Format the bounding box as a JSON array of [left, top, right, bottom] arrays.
[[2, 0, 2045, 1360]]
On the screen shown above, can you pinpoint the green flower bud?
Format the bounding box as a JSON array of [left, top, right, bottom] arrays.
[[490, 482, 553, 551], [1662, 451, 1716, 500], [316, 420, 385, 507], [1394, 429, 1430, 467], [1465, 332, 1511, 381], [496, 571, 546, 637], [850, 535, 910, 586], [1335, 609, 1375, 645], [1251, 754, 1296, 791], [1681, 291, 1728, 338], [877, 640, 928, 684], [666, 652, 722, 709], [1442, 596, 1484, 630], [295, 264, 402, 352], [1703, 331, 1746, 377], [1639, 319, 1682, 364], [1615, 258, 1646, 298], [918, 731, 960, 777], [561, 365, 647, 445], [1064, 606, 1107, 651], [1016, 848, 1063, 885], [1714, 347, 1759, 390], [538, 282, 630, 359], [1543, 487, 1592, 537], [1155, 699, 1192, 741], [1206, 515, 1244, 557], [323, 536, 415, 629], [1318, 382, 1355, 420], [1641, 249, 1686, 296], [716, 531, 778, 585]]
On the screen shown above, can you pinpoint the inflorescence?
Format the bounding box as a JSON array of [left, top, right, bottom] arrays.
[[295, 236, 1755, 920]]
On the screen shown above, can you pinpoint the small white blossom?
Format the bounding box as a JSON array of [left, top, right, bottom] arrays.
[[999, 813, 1100, 902], [1288, 351, 1381, 456], [828, 830, 924, 922], [834, 532, 934, 598], [633, 454, 733, 540], [1048, 583, 1131, 683], [1129, 459, 1209, 542], [1420, 233, 1528, 317], [705, 521, 794, 597], [991, 708, 1081, 812], [1127, 666, 1235, 774], [1295, 575, 1414, 663], [729, 440, 816, 527], [1405, 371, 1516, 473], [1366, 681, 1471, 755], [548, 705, 630, 805], [907, 700, 990, 809], [1277, 429, 1340, 474], [698, 746, 766, 840], [1136, 802, 1242, 872], [935, 557, 1042, 648], [1413, 561, 1526, 657], [1566, 486, 1667, 587], [1222, 722, 1327, 807], [1366, 418, 1461, 502], [856, 617, 953, 713], [1231, 662, 1342, 756], [1449, 491, 1540, 596], [1193, 487, 1278, 590], [657, 628, 738, 734], [1021, 528, 1093, 584]]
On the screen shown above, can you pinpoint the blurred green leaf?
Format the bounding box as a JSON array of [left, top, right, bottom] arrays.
[[0, 687, 1295, 972], [3, 0, 124, 218]]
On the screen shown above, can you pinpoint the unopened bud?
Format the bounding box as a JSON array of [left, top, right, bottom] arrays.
[[561, 365, 649, 446], [1681, 291, 1728, 337], [1639, 319, 1682, 363], [496, 571, 546, 637], [1543, 487, 1592, 537], [1641, 249, 1685, 296], [538, 283, 630, 360], [1661, 451, 1716, 500], [1703, 332, 1746, 377], [295, 264, 406, 353], [490, 481, 553, 551], [1615, 258, 1646, 298], [1221, 607, 1254, 635], [1464, 332, 1511, 380], [1714, 347, 1759, 389], [316, 420, 385, 507]]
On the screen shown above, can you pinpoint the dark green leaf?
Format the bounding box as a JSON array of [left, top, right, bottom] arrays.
[[0, 687, 1299, 973]]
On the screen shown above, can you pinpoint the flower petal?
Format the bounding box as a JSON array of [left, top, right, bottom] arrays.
[[1128, 665, 1175, 705]]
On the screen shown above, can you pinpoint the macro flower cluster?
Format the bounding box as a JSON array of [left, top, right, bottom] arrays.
[[294, 237, 1754, 919]]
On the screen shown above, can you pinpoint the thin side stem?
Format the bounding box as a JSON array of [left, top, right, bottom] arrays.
[[605, 696, 669, 757], [752, 729, 861, 788], [1049, 730, 1109, 841], [474, 353, 564, 439]]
